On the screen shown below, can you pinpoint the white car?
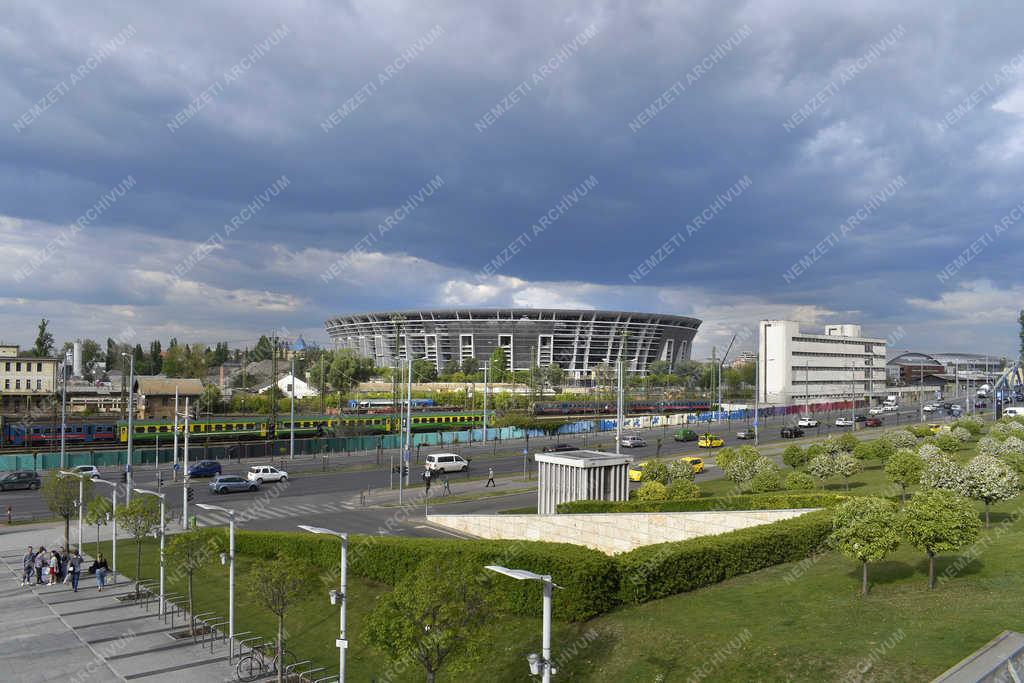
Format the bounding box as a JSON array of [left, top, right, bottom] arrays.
[[922, 404, 938, 413], [868, 406, 886, 415], [246, 465, 288, 483], [797, 418, 819, 428], [882, 404, 898, 412], [620, 435, 647, 448], [71, 465, 101, 479], [834, 417, 854, 427]]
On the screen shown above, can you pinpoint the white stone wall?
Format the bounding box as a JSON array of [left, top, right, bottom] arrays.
[[427, 509, 815, 555]]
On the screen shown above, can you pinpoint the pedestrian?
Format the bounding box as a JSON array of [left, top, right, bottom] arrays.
[[34, 546, 45, 584], [21, 546, 34, 586], [94, 553, 109, 591], [48, 550, 58, 585], [68, 549, 82, 593], [485, 467, 495, 487], [423, 469, 432, 492], [443, 475, 451, 496]]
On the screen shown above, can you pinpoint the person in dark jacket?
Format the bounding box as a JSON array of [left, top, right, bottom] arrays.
[[94, 553, 110, 591], [21, 546, 34, 586], [68, 550, 83, 592]]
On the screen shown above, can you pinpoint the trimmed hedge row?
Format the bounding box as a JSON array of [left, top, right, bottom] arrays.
[[230, 530, 619, 622], [556, 492, 847, 514], [616, 509, 833, 604]]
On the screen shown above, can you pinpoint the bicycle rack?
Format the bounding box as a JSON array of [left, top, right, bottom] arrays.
[[205, 619, 229, 652], [160, 593, 183, 624], [237, 636, 264, 659], [312, 676, 340, 683], [299, 666, 326, 682], [230, 631, 253, 661], [285, 660, 312, 678]]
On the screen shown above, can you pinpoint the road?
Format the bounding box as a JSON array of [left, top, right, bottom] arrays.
[[0, 402, 977, 537]]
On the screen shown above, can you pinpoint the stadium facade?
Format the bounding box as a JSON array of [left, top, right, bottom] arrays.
[[324, 308, 701, 379]]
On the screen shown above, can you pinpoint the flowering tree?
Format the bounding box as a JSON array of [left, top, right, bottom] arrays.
[[885, 430, 917, 450], [977, 437, 1002, 459], [919, 453, 964, 492], [833, 453, 862, 491], [1000, 435, 1024, 459], [720, 449, 771, 492], [961, 455, 1020, 528], [898, 490, 980, 589], [885, 448, 923, 504], [917, 443, 942, 460], [951, 426, 972, 444], [807, 454, 837, 489], [829, 497, 901, 595]]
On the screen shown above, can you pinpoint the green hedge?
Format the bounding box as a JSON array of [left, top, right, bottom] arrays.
[[231, 530, 618, 622], [556, 493, 846, 514], [616, 509, 833, 604]]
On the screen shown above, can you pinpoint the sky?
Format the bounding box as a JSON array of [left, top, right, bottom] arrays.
[[2, 1, 1023, 360]]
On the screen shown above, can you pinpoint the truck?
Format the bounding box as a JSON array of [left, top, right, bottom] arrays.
[[977, 384, 990, 398], [883, 395, 898, 407]]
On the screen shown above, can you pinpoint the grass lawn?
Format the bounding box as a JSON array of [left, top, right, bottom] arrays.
[[102, 422, 1021, 681]]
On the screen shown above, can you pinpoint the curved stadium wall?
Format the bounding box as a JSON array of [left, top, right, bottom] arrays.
[[324, 308, 701, 379]]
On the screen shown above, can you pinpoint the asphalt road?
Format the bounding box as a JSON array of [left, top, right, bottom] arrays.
[[0, 402, 981, 537]]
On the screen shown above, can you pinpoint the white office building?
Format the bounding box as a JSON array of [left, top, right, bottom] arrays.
[[757, 321, 886, 405]]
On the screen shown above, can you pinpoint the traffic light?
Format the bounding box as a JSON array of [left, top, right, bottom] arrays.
[[186, 487, 195, 502]]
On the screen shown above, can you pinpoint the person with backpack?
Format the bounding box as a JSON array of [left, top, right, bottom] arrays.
[[68, 550, 83, 592], [21, 546, 34, 587]]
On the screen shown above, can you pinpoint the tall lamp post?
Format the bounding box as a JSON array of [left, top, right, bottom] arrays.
[[485, 566, 559, 682], [58, 470, 87, 551], [298, 525, 348, 682], [59, 349, 72, 470], [92, 479, 118, 584], [197, 503, 235, 661], [122, 352, 136, 504], [133, 488, 165, 616]]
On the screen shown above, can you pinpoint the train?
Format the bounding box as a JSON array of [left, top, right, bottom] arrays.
[[531, 399, 710, 415]]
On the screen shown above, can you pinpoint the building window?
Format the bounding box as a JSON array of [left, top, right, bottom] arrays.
[[36, 362, 42, 372], [15, 380, 20, 389], [3, 362, 8, 371], [36, 379, 42, 390], [3, 380, 8, 389], [15, 362, 20, 372]]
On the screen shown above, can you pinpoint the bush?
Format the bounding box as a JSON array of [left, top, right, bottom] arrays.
[[617, 510, 833, 604], [932, 433, 961, 454], [666, 461, 696, 483], [919, 453, 965, 492], [666, 480, 701, 500], [953, 417, 984, 436], [784, 471, 816, 491], [1001, 436, 1024, 459], [873, 437, 894, 462], [906, 424, 934, 438], [978, 437, 1002, 459], [806, 443, 825, 458], [636, 481, 668, 501], [917, 443, 942, 460], [640, 460, 670, 484], [821, 439, 843, 456], [885, 431, 918, 450], [557, 493, 847, 514], [836, 433, 860, 453], [232, 531, 619, 621], [951, 426, 972, 443], [852, 441, 877, 461], [782, 445, 806, 470], [749, 468, 783, 493]]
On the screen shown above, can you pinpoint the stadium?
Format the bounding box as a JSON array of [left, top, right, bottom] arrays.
[[323, 308, 701, 379]]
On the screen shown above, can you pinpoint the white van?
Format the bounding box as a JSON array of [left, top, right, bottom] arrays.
[[424, 453, 469, 473], [1003, 407, 1024, 417]]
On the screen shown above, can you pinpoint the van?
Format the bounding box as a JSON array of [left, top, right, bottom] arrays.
[[425, 453, 469, 473], [1003, 407, 1024, 417]]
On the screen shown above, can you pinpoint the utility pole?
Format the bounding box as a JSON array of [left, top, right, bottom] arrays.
[[320, 351, 326, 415], [718, 335, 736, 421], [405, 349, 413, 489], [710, 346, 716, 423], [270, 334, 278, 439], [482, 366, 489, 443], [753, 354, 759, 446]]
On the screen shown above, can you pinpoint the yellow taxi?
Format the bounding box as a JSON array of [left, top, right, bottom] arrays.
[[628, 461, 649, 482], [677, 456, 704, 473], [697, 433, 724, 448], [927, 423, 942, 434]]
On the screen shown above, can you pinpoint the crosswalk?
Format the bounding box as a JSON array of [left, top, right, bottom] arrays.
[[193, 500, 358, 528]]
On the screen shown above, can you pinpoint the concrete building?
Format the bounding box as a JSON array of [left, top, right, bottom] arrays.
[[133, 377, 204, 420], [324, 308, 702, 380], [535, 450, 632, 515], [0, 345, 58, 415], [757, 321, 886, 405]]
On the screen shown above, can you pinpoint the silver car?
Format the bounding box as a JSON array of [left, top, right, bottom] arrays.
[[209, 475, 259, 494]]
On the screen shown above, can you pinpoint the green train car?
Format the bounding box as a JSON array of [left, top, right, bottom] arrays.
[[117, 411, 485, 443]]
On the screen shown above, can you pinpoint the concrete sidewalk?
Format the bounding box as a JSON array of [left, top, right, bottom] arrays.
[[0, 523, 237, 683]]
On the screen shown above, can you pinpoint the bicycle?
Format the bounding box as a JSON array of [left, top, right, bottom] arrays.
[[235, 642, 297, 681]]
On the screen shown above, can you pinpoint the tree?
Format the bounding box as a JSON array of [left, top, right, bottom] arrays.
[[366, 557, 493, 683], [200, 384, 221, 414], [836, 433, 859, 453], [328, 349, 376, 392], [460, 357, 480, 376], [932, 433, 961, 455], [920, 453, 964, 492], [899, 489, 980, 589], [167, 530, 214, 638], [636, 481, 668, 500], [885, 431, 918, 450], [84, 496, 112, 558], [852, 441, 877, 461], [412, 358, 438, 383], [961, 455, 1020, 527], [184, 345, 207, 378], [149, 340, 163, 374], [162, 344, 188, 377], [666, 460, 696, 484], [834, 454, 861, 490], [441, 359, 462, 378], [248, 555, 311, 683], [117, 496, 161, 598], [32, 318, 55, 357], [40, 471, 93, 549], [782, 445, 806, 470], [545, 363, 565, 391], [720, 448, 772, 492], [785, 471, 816, 491], [667, 479, 700, 499], [807, 453, 838, 488], [488, 347, 508, 383], [885, 448, 924, 504], [640, 460, 670, 484], [829, 497, 901, 595]]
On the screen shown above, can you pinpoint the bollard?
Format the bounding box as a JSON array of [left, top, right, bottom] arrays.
[[6, 505, 11, 525]]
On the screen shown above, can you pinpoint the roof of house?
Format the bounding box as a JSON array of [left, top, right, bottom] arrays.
[[133, 376, 204, 395]]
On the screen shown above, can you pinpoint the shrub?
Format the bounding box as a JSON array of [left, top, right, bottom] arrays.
[[807, 454, 837, 486], [1001, 436, 1024, 459], [917, 443, 942, 460], [557, 493, 847, 514], [873, 437, 894, 462], [666, 480, 701, 500], [852, 441, 876, 461], [932, 433, 961, 454], [232, 531, 619, 621], [784, 471, 816, 491], [640, 460, 670, 485], [617, 510, 833, 604], [782, 445, 806, 470], [953, 417, 983, 436], [749, 468, 783, 493], [833, 453, 862, 490], [906, 424, 933, 438], [977, 437, 1003, 459], [836, 433, 860, 453], [666, 461, 696, 483], [951, 426, 972, 443], [805, 443, 825, 458], [885, 430, 918, 450], [636, 481, 668, 501], [714, 447, 739, 471]]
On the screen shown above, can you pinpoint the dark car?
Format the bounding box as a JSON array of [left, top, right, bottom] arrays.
[[780, 427, 805, 439], [673, 429, 699, 442], [0, 470, 41, 491], [854, 415, 867, 422], [865, 417, 883, 427], [187, 460, 222, 478], [542, 444, 580, 453]]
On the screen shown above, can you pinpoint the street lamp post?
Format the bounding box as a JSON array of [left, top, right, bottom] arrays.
[[182, 397, 191, 528], [485, 566, 559, 683], [93, 479, 118, 584], [60, 350, 72, 470], [58, 470, 86, 551], [298, 525, 348, 682], [133, 488, 165, 616], [122, 352, 136, 504], [197, 503, 235, 661]]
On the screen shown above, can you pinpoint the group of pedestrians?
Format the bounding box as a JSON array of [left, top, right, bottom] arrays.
[[21, 545, 108, 592]]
